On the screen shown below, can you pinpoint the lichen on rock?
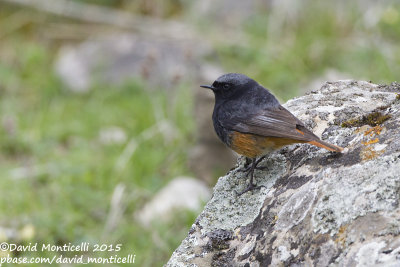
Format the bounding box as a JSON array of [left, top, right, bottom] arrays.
[[167, 80, 400, 267]]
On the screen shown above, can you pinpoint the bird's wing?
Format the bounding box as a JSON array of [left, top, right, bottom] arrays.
[[223, 105, 318, 141]]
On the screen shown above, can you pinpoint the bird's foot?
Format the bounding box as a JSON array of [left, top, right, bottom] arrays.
[[236, 182, 267, 196]]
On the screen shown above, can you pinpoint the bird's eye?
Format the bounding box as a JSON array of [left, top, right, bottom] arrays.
[[223, 84, 230, 89]]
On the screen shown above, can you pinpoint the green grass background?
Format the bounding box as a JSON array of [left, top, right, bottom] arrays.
[[1, 1, 400, 266]]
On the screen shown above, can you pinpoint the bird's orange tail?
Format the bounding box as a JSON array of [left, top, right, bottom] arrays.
[[308, 140, 343, 152]]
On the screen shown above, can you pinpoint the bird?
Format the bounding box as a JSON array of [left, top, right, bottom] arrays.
[[201, 73, 343, 195]]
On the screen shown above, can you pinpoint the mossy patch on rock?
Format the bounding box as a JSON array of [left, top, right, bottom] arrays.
[[341, 111, 391, 128]]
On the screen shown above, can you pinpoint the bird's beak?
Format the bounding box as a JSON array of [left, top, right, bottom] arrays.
[[200, 85, 214, 90]]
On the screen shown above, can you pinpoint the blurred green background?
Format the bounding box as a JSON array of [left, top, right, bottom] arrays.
[[0, 0, 399, 266]]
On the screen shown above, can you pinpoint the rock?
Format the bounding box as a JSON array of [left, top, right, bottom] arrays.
[[136, 177, 211, 226], [167, 80, 400, 266], [55, 34, 210, 92]]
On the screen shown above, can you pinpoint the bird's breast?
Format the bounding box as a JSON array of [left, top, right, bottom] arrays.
[[229, 131, 302, 158]]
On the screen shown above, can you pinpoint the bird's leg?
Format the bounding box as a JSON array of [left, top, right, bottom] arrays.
[[239, 155, 268, 174], [237, 158, 267, 196], [253, 155, 269, 171]]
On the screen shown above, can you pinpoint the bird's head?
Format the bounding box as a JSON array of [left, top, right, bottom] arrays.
[[201, 73, 257, 100]]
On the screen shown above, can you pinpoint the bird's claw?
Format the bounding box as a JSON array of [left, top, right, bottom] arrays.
[[236, 183, 267, 196]]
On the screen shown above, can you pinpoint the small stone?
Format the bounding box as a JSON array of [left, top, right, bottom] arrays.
[[136, 177, 211, 226]]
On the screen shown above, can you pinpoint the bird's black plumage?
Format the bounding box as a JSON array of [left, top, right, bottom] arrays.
[[205, 73, 319, 146], [201, 73, 343, 195]]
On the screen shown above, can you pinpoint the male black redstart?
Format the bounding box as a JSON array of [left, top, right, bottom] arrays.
[[201, 73, 343, 195]]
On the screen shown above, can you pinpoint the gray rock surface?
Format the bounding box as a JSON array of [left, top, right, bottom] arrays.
[[167, 80, 400, 266], [55, 34, 210, 92]]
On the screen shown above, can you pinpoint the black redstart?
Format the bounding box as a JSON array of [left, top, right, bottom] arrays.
[[201, 73, 343, 195]]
